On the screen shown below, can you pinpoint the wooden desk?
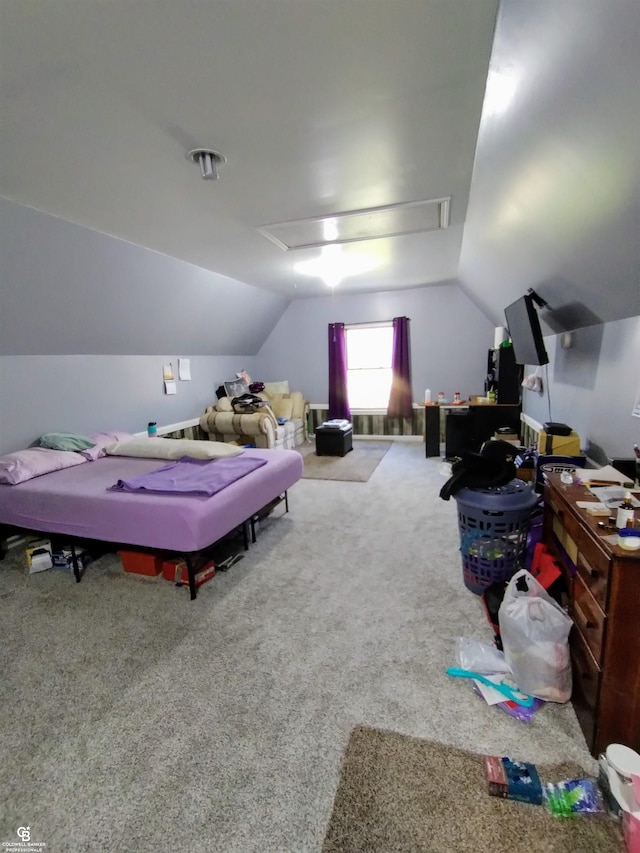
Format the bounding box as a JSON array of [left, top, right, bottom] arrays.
[[424, 402, 521, 458], [542, 473, 640, 755]]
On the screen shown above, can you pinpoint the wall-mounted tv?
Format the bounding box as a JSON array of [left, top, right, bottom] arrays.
[[504, 294, 549, 366]]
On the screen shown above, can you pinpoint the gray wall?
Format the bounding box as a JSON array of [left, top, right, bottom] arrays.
[[524, 319, 640, 462], [0, 198, 280, 453], [0, 354, 257, 454], [0, 198, 289, 356], [456, 0, 640, 461], [257, 283, 494, 405]]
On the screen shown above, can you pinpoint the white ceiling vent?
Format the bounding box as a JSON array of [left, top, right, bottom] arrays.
[[258, 197, 450, 251]]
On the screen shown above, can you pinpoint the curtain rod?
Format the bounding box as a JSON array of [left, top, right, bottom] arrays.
[[341, 317, 410, 328]]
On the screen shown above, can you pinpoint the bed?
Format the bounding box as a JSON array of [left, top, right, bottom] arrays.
[[0, 448, 303, 600]]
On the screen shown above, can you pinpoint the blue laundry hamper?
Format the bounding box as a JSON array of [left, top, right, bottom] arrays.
[[454, 479, 540, 594]]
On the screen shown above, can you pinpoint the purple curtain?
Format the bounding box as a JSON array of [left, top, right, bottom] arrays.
[[387, 316, 412, 418], [328, 323, 351, 420]]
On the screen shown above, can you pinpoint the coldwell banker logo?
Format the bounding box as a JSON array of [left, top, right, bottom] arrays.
[[1, 826, 46, 850]]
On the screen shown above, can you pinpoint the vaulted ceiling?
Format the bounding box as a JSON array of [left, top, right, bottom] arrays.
[[1, 0, 497, 298], [1, 1, 638, 329]]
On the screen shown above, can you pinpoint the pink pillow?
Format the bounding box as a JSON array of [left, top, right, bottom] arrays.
[[0, 447, 87, 485], [80, 431, 135, 461]]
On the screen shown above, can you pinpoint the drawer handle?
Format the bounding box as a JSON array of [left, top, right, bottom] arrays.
[[582, 560, 599, 579], [574, 601, 595, 630]]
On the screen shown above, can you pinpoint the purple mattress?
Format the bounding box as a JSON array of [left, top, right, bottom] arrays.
[[0, 449, 303, 553]]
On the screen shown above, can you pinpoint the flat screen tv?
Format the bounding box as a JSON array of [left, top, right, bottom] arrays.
[[504, 294, 549, 366]]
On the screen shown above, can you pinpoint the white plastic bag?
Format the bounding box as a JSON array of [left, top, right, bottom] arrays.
[[522, 366, 543, 392], [457, 637, 511, 674], [499, 569, 573, 702]]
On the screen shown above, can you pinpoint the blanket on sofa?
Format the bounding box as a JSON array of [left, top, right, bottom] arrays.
[[108, 455, 267, 496]]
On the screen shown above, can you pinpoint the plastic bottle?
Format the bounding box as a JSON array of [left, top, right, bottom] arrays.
[[424, 389, 431, 404], [147, 421, 158, 438], [453, 391, 461, 404], [438, 391, 445, 404], [616, 492, 634, 530]]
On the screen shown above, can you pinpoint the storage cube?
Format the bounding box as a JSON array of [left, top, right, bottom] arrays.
[[118, 550, 162, 576], [537, 429, 581, 456]]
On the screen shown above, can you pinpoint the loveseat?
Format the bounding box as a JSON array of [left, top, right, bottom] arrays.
[[199, 385, 309, 450]]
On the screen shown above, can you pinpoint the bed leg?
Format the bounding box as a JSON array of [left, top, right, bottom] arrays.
[[70, 542, 82, 583], [284, 490, 289, 513], [185, 555, 198, 601], [242, 521, 250, 551]]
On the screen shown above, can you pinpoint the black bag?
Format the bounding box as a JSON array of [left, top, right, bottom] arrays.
[[481, 581, 509, 650], [439, 440, 517, 501], [543, 422, 572, 436], [231, 392, 268, 414]]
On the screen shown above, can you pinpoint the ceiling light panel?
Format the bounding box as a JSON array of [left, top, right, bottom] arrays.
[[259, 198, 450, 251]]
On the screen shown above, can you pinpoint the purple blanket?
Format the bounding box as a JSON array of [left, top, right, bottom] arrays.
[[109, 455, 268, 496]]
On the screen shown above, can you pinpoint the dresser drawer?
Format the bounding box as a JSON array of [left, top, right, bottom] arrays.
[[571, 627, 601, 753], [572, 572, 606, 663], [576, 534, 610, 610], [551, 503, 580, 566]]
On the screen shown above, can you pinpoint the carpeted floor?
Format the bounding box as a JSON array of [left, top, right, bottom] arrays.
[[297, 439, 391, 481], [322, 726, 622, 853], [0, 442, 610, 852]]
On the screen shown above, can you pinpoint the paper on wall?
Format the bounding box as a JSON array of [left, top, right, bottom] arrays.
[[178, 358, 191, 380]]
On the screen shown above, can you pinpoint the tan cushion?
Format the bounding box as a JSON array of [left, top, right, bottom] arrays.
[[270, 397, 294, 421], [269, 391, 305, 421], [263, 380, 290, 396], [216, 396, 233, 412], [287, 391, 305, 420]]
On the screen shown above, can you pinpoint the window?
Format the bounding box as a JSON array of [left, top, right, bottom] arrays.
[[346, 324, 393, 409]]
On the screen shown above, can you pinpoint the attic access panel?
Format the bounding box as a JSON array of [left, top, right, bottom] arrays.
[[258, 198, 450, 251]]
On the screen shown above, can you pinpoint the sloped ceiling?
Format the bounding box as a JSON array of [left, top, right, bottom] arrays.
[[0, 0, 497, 298], [458, 0, 640, 332], [1, 0, 638, 331]]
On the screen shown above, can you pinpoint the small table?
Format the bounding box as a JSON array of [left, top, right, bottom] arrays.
[[315, 424, 353, 456]]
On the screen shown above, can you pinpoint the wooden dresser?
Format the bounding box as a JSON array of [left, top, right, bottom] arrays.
[[542, 473, 640, 757]]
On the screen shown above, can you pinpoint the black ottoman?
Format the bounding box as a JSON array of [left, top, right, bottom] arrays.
[[315, 424, 353, 457]]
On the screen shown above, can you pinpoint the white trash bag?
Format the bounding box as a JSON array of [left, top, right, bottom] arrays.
[[498, 569, 573, 703], [457, 637, 511, 675]]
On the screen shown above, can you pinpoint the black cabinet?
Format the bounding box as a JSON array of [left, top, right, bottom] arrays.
[[443, 404, 521, 459], [486, 345, 522, 404], [424, 405, 440, 457], [445, 407, 473, 457]]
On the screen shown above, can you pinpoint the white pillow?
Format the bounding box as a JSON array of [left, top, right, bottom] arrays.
[[106, 437, 244, 460], [263, 380, 290, 396]]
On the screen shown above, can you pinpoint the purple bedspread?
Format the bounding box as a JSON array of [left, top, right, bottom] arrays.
[[109, 455, 267, 496]]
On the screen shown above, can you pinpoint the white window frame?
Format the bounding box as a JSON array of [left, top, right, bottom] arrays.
[[345, 321, 394, 412]]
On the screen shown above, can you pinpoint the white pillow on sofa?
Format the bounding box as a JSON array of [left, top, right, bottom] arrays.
[[106, 437, 243, 460], [263, 380, 290, 396]]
